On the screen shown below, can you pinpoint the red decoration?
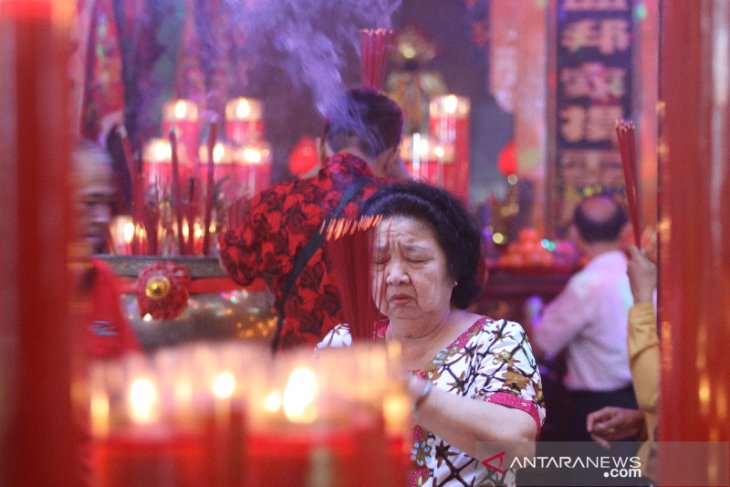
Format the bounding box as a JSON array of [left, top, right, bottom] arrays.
[[136, 261, 192, 320], [288, 137, 319, 176], [497, 139, 517, 177]]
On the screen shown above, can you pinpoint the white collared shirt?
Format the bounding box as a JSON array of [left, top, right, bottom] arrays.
[[534, 250, 634, 391]]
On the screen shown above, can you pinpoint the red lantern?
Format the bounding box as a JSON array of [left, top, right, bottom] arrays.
[[497, 139, 517, 177], [288, 137, 320, 176]]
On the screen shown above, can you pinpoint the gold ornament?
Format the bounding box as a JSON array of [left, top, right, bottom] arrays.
[[145, 275, 171, 300]]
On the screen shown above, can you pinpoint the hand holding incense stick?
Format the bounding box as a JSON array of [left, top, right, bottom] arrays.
[[616, 120, 641, 248]]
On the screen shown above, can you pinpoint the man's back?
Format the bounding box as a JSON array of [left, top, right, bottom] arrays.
[[219, 153, 381, 349]]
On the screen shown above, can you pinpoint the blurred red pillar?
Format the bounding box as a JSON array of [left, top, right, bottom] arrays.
[[0, 1, 80, 485], [659, 0, 730, 482]]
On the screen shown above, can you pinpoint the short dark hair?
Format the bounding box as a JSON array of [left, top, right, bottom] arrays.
[[323, 87, 403, 159], [359, 181, 482, 309], [573, 196, 628, 243]]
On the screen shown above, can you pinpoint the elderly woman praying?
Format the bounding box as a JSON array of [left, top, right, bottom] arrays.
[[319, 180, 545, 486]]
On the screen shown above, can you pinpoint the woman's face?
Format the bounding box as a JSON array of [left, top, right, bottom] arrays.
[[372, 215, 454, 323]]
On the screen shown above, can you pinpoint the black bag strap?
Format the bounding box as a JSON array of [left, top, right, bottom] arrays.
[[271, 177, 368, 352]]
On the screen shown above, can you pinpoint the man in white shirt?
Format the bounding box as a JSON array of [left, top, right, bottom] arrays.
[[527, 195, 636, 441]]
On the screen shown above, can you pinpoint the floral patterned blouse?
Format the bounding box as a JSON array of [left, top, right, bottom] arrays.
[[318, 316, 546, 487], [218, 153, 381, 349]]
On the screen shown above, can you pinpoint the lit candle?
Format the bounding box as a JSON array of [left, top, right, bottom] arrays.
[[162, 99, 200, 169], [225, 97, 264, 145], [245, 362, 359, 486], [90, 356, 206, 487], [231, 142, 272, 198], [143, 137, 173, 188], [429, 94, 471, 202], [109, 215, 135, 255]]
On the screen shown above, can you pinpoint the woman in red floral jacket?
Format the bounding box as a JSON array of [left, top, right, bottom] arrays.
[[219, 87, 408, 350]]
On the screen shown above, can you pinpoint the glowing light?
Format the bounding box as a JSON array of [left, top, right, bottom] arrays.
[[144, 138, 172, 164], [91, 391, 109, 436], [507, 174, 518, 185], [492, 233, 506, 245], [443, 95, 459, 114], [123, 221, 135, 244], [635, 2, 647, 20], [263, 390, 282, 413], [541, 239, 556, 252], [282, 366, 319, 423], [166, 99, 198, 121], [212, 371, 236, 400], [243, 147, 263, 164], [128, 377, 160, 425]]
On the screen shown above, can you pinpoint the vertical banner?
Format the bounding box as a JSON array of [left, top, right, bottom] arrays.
[[550, 0, 633, 234]]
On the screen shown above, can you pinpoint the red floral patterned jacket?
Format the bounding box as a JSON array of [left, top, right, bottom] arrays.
[[218, 153, 383, 350]]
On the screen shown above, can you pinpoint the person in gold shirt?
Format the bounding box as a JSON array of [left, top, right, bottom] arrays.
[[586, 244, 658, 481]]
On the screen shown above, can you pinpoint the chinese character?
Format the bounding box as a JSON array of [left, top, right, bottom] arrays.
[[560, 105, 587, 142], [562, 63, 627, 100]]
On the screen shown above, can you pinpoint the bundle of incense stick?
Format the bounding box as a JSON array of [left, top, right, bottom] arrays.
[[360, 29, 393, 90], [322, 215, 384, 341], [616, 120, 641, 248]]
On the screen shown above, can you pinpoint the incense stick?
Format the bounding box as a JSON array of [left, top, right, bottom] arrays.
[[616, 120, 641, 247], [168, 129, 187, 255], [203, 122, 217, 255]]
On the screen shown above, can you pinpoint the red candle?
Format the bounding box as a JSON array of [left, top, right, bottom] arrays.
[[225, 97, 264, 145], [429, 95, 471, 204], [203, 406, 247, 487], [0, 0, 79, 485], [92, 428, 206, 487], [245, 427, 359, 487], [143, 138, 174, 188], [162, 99, 200, 170]]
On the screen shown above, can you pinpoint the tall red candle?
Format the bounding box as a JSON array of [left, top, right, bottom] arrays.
[[429, 95, 471, 203], [0, 0, 79, 485], [660, 2, 730, 485]]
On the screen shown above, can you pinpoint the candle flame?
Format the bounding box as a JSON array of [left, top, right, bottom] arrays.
[[128, 377, 160, 425], [212, 371, 236, 400], [443, 95, 459, 114], [236, 99, 251, 119], [91, 391, 110, 437], [144, 138, 172, 164], [263, 390, 282, 413], [123, 220, 135, 244], [242, 147, 262, 164], [282, 366, 318, 424]]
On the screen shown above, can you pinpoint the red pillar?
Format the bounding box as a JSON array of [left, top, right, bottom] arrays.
[[0, 1, 79, 485], [660, 0, 730, 482]]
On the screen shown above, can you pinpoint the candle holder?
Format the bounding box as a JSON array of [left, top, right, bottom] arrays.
[[97, 255, 277, 352]]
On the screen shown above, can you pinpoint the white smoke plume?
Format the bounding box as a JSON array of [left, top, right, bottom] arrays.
[[225, 0, 402, 113]]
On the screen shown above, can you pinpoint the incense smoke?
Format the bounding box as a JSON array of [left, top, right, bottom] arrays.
[[225, 0, 402, 113]]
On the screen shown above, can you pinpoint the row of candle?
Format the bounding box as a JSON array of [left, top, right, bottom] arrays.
[[87, 341, 411, 486]]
